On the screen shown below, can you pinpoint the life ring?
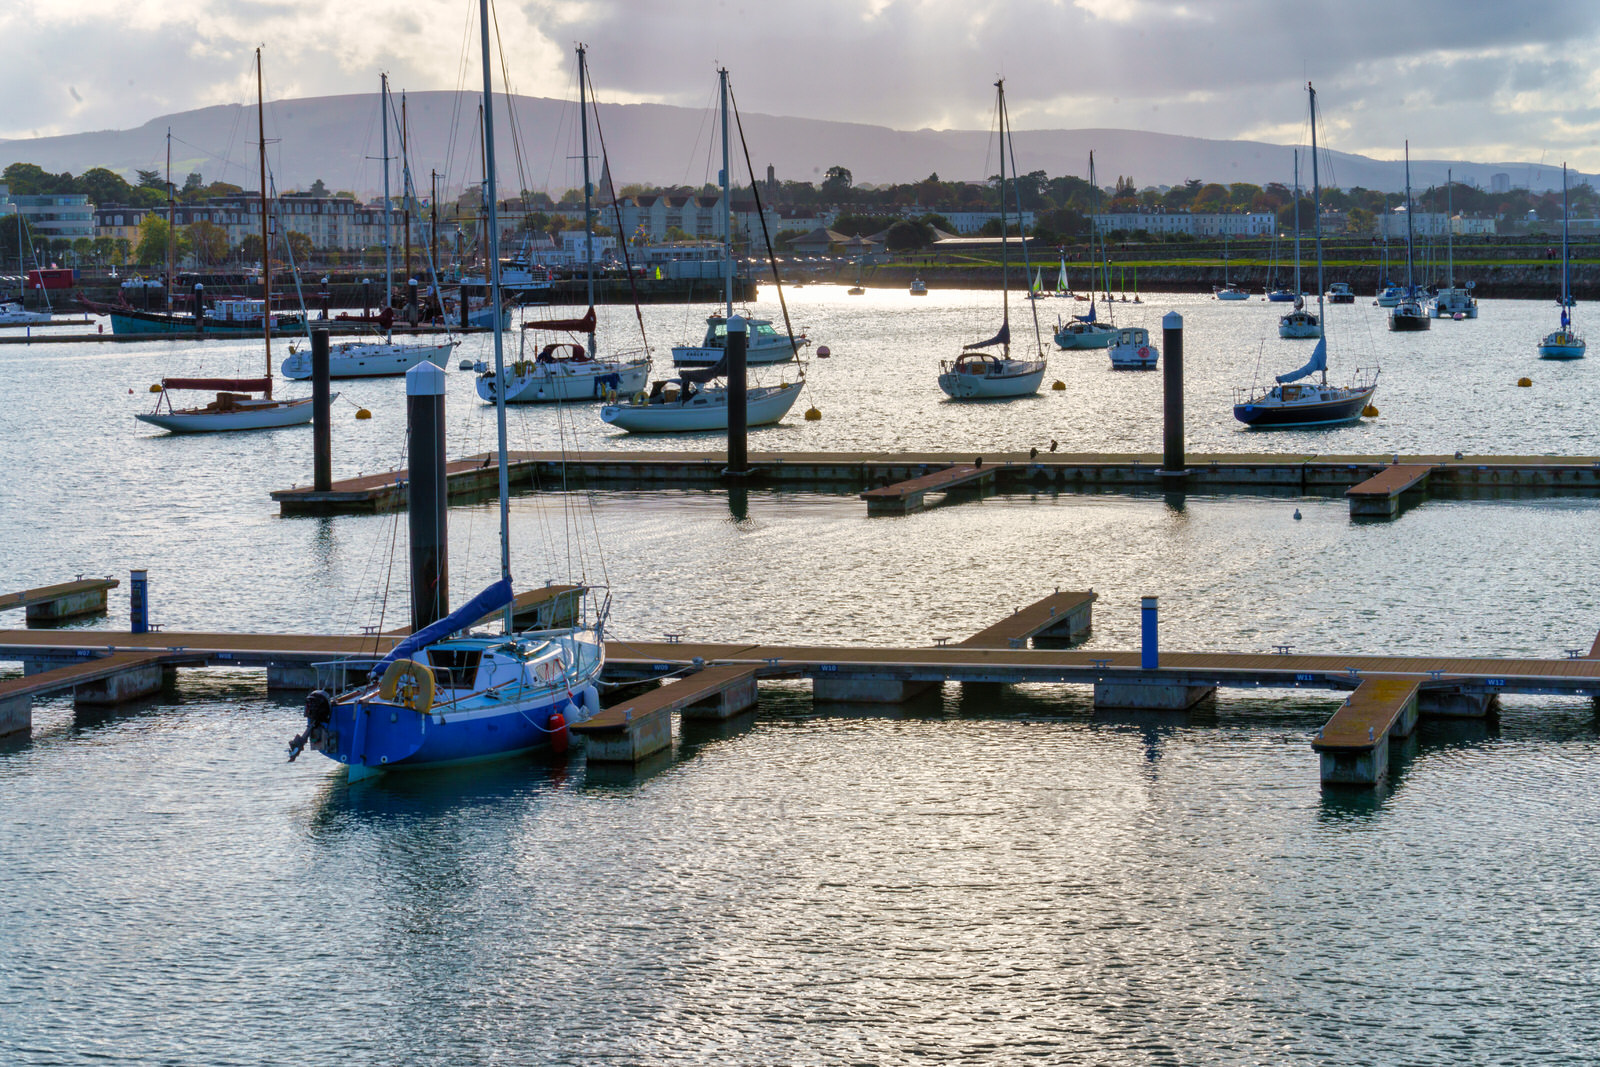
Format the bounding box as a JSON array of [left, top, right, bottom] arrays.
[[379, 658, 435, 713], [633, 391, 646, 405], [1138, 346, 1151, 359]]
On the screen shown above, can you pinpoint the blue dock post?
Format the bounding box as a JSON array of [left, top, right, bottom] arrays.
[[1141, 596, 1158, 669], [130, 569, 148, 634]]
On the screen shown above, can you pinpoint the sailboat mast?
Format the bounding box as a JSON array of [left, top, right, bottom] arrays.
[[381, 75, 393, 339], [1309, 82, 1326, 383], [719, 67, 733, 318], [402, 93, 412, 285], [257, 50, 272, 398], [1562, 163, 1571, 324], [578, 45, 597, 358], [430, 170, 439, 282], [997, 78, 1009, 339], [1292, 149, 1301, 302], [1404, 141, 1415, 297], [1446, 167, 1454, 287], [165, 128, 175, 316], [477, 0, 512, 611]]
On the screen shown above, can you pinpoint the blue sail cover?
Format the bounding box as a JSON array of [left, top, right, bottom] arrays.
[[1276, 337, 1327, 384], [369, 578, 514, 679], [1072, 304, 1097, 324], [963, 323, 1010, 350]]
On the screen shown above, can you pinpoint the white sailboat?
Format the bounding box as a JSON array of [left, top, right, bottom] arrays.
[[1215, 231, 1250, 300], [476, 46, 650, 405], [1054, 153, 1118, 349], [939, 78, 1047, 400], [1234, 83, 1379, 429], [137, 50, 325, 434], [602, 67, 805, 432], [1539, 163, 1584, 360], [281, 74, 458, 380], [288, 8, 606, 780], [1427, 169, 1478, 319]]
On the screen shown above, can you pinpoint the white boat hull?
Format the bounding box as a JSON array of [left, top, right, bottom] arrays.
[[670, 337, 801, 367], [937, 360, 1046, 399], [600, 381, 804, 432], [0, 309, 52, 325], [281, 340, 457, 379], [1054, 323, 1117, 349], [478, 357, 651, 404], [136, 394, 327, 433]]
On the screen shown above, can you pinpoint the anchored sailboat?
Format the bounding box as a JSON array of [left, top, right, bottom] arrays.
[[1234, 83, 1378, 429], [1538, 163, 1584, 360]]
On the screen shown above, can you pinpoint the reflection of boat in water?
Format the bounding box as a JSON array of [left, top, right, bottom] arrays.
[[1235, 83, 1379, 430]]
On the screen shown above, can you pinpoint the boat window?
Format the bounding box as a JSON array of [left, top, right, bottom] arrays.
[[426, 649, 483, 688]]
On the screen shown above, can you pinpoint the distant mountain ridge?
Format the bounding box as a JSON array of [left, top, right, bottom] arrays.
[[0, 91, 1582, 199]]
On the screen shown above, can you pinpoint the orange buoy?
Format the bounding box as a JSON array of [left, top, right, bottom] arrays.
[[1051, 380, 1066, 390], [547, 711, 569, 754], [355, 408, 372, 419], [1517, 377, 1533, 388]]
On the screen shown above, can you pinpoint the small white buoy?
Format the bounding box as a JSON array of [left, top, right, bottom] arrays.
[[1293, 509, 1302, 520]]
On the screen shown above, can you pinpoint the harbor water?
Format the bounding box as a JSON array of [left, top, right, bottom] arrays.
[[3, 288, 1598, 1064]]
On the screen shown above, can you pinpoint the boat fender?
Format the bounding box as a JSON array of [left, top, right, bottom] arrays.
[[583, 686, 600, 717], [548, 711, 569, 755], [379, 658, 435, 714]]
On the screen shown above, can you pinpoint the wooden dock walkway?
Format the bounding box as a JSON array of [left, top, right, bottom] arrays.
[[955, 590, 1096, 648], [861, 464, 994, 515], [1, 578, 120, 623], [271, 451, 1600, 517], [1346, 464, 1435, 518], [1310, 678, 1421, 785], [0, 650, 192, 737], [571, 665, 758, 763], [6, 594, 1599, 785]]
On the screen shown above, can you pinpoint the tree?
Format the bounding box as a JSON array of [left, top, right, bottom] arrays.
[[663, 225, 692, 242], [92, 236, 116, 263], [79, 167, 136, 206], [113, 238, 131, 265], [1192, 183, 1231, 211], [821, 165, 853, 198], [283, 230, 313, 265], [1346, 207, 1376, 234], [883, 219, 935, 251], [309, 178, 328, 198], [179, 172, 204, 202], [187, 220, 228, 266], [238, 233, 263, 263], [135, 168, 164, 190], [134, 215, 187, 265]]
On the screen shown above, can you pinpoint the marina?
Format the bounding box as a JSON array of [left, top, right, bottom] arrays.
[[6, 31, 1600, 1060]]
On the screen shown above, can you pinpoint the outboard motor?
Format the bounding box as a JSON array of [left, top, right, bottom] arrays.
[[287, 689, 334, 762]]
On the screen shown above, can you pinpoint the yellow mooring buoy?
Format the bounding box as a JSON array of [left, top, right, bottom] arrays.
[[1051, 380, 1066, 390], [1517, 377, 1533, 388], [1362, 405, 1379, 417], [148, 383, 163, 393], [355, 408, 373, 420], [804, 406, 822, 421]]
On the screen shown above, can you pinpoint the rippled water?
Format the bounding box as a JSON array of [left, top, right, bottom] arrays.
[[3, 290, 1599, 1064]]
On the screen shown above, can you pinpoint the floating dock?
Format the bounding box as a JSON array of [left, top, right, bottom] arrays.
[[1, 578, 121, 623], [271, 450, 1600, 518], [4, 589, 1596, 788], [1346, 464, 1435, 518]]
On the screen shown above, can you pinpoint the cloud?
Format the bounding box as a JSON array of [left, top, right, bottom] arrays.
[[5, 0, 1600, 168]]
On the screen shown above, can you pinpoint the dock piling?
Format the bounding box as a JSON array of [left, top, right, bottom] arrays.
[[1141, 596, 1159, 669], [1161, 312, 1185, 478], [405, 361, 450, 630], [312, 329, 331, 493], [726, 314, 749, 478]]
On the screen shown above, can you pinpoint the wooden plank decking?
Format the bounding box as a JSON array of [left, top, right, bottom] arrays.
[[572, 665, 759, 735], [861, 464, 995, 515], [1346, 464, 1435, 518], [0, 650, 176, 702], [1, 578, 120, 621], [956, 591, 1097, 648], [1311, 678, 1421, 751]]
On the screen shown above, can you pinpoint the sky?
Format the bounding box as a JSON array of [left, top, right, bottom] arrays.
[[3, 0, 1598, 169]]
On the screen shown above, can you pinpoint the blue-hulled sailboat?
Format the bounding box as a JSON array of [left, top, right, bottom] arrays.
[[1539, 163, 1585, 360], [287, 6, 606, 779], [1234, 83, 1378, 429]]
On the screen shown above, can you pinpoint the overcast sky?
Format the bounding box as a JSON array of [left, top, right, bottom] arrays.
[[4, 0, 1598, 170]]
